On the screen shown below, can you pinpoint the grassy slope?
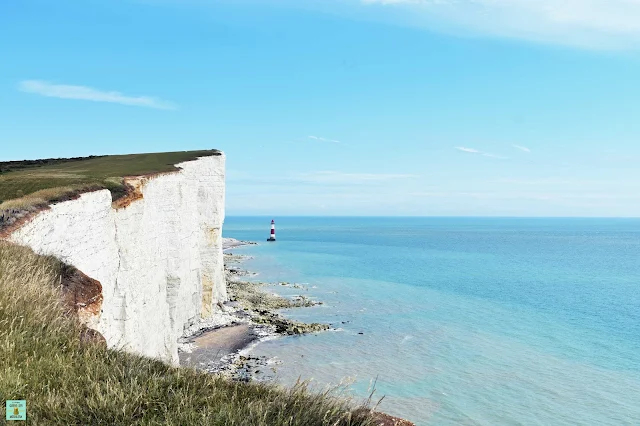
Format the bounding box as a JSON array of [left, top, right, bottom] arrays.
[[0, 241, 376, 426], [0, 150, 220, 207]]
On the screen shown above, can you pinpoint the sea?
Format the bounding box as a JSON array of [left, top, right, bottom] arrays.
[[223, 217, 640, 426]]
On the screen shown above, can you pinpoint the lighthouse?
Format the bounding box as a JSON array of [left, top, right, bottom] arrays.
[[267, 219, 276, 242]]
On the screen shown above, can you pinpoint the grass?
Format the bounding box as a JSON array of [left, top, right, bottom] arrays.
[[0, 150, 220, 207], [0, 241, 378, 425]]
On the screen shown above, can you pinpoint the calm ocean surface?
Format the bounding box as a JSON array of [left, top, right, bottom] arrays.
[[223, 217, 640, 425]]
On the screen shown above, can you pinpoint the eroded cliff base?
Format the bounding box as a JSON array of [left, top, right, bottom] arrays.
[[178, 241, 330, 380], [0, 240, 381, 425]]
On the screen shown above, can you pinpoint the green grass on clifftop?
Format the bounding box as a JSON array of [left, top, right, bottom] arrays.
[[0, 150, 220, 209], [0, 241, 377, 426]]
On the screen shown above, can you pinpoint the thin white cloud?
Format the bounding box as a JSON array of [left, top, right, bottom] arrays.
[[455, 146, 507, 159], [359, 0, 640, 49], [409, 190, 640, 201], [141, 1, 640, 50], [308, 135, 341, 143], [299, 170, 418, 183], [228, 170, 419, 186], [482, 153, 509, 159], [512, 144, 531, 153], [18, 80, 177, 110], [455, 146, 480, 153], [490, 178, 627, 188]]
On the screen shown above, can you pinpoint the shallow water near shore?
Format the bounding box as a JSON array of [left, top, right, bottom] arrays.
[[223, 217, 640, 426]]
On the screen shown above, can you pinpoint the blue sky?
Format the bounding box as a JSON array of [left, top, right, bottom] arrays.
[[2, 0, 640, 216]]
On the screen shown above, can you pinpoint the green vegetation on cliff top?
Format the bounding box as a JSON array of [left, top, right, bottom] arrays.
[[0, 150, 220, 209], [0, 241, 376, 426]]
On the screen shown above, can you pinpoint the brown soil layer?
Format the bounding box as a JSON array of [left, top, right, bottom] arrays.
[[1, 150, 221, 232], [59, 264, 103, 318], [58, 264, 106, 345]]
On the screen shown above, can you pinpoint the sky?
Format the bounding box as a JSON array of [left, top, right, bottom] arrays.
[[2, 0, 640, 217]]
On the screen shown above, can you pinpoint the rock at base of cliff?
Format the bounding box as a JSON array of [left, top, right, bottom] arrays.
[[353, 410, 415, 426], [59, 263, 103, 325]]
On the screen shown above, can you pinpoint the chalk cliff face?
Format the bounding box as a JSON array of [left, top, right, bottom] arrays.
[[8, 154, 226, 364]]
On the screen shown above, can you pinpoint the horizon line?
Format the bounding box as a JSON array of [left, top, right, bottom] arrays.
[[224, 215, 640, 219]]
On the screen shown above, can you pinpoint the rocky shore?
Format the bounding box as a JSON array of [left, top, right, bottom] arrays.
[[178, 238, 416, 425], [227, 279, 329, 334], [222, 237, 257, 251], [179, 238, 331, 382]]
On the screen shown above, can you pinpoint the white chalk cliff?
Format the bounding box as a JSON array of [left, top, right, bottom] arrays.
[[8, 154, 226, 365]]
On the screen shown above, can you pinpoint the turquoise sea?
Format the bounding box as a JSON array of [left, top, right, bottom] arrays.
[[223, 217, 640, 425]]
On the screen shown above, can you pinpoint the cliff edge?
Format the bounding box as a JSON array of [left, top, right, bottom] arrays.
[[5, 153, 226, 364]]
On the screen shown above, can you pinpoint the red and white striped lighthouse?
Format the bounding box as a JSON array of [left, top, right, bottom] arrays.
[[267, 219, 276, 242]]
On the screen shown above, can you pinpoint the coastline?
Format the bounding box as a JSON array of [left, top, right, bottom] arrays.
[[179, 237, 416, 426], [222, 237, 257, 251], [178, 237, 329, 381]]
